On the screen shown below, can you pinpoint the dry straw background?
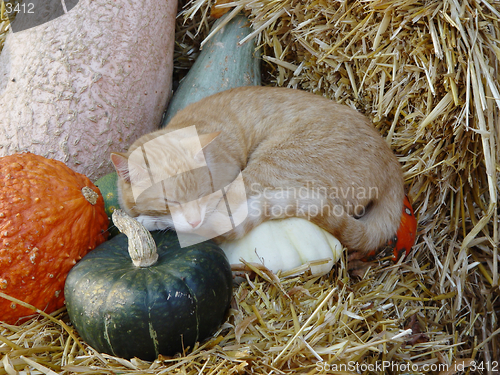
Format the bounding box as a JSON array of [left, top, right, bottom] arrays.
[[1, 0, 499, 374]]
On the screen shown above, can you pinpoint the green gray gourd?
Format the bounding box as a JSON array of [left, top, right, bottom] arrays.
[[162, 12, 261, 126]]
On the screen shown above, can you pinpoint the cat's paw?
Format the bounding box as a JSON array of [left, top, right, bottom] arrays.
[[135, 214, 173, 231]]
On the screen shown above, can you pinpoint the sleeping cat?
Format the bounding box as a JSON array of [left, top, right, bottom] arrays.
[[110, 86, 405, 254]]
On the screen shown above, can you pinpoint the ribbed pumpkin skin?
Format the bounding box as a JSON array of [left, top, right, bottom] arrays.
[[65, 231, 233, 361], [0, 153, 108, 324]]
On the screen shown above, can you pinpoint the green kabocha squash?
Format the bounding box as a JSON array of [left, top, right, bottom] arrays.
[[162, 12, 261, 126], [64, 210, 233, 361], [95, 172, 120, 238]]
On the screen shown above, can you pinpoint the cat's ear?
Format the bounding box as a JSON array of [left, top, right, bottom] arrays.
[[110, 152, 131, 183], [193, 132, 221, 163], [111, 151, 151, 185]]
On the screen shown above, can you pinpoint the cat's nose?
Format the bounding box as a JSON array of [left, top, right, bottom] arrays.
[[188, 219, 201, 228]]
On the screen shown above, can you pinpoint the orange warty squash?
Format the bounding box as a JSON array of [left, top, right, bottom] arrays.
[[0, 153, 109, 324]]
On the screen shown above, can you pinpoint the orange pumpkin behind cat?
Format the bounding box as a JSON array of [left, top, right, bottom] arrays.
[[392, 195, 418, 260], [361, 195, 417, 261]]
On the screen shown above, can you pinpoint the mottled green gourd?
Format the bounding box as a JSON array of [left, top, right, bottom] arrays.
[[64, 210, 233, 361], [95, 172, 121, 238]]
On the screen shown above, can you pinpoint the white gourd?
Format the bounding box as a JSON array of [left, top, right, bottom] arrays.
[[219, 218, 343, 276]]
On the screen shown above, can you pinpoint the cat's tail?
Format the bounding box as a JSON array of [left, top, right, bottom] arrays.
[[330, 185, 405, 254]]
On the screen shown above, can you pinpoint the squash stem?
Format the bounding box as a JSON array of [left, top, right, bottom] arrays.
[[112, 209, 159, 267], [82, 187, 98, 205]]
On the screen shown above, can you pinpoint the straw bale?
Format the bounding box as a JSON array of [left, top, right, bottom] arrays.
[[0, 257, 464, 374], [178, 0, 500, 366], [0, 0, 499, 373]]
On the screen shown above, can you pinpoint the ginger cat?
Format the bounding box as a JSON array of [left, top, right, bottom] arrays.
[[111, 86, 404, 254]]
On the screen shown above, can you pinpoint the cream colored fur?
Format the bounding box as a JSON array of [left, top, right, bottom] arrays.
[[111, 86, 405, 254]]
